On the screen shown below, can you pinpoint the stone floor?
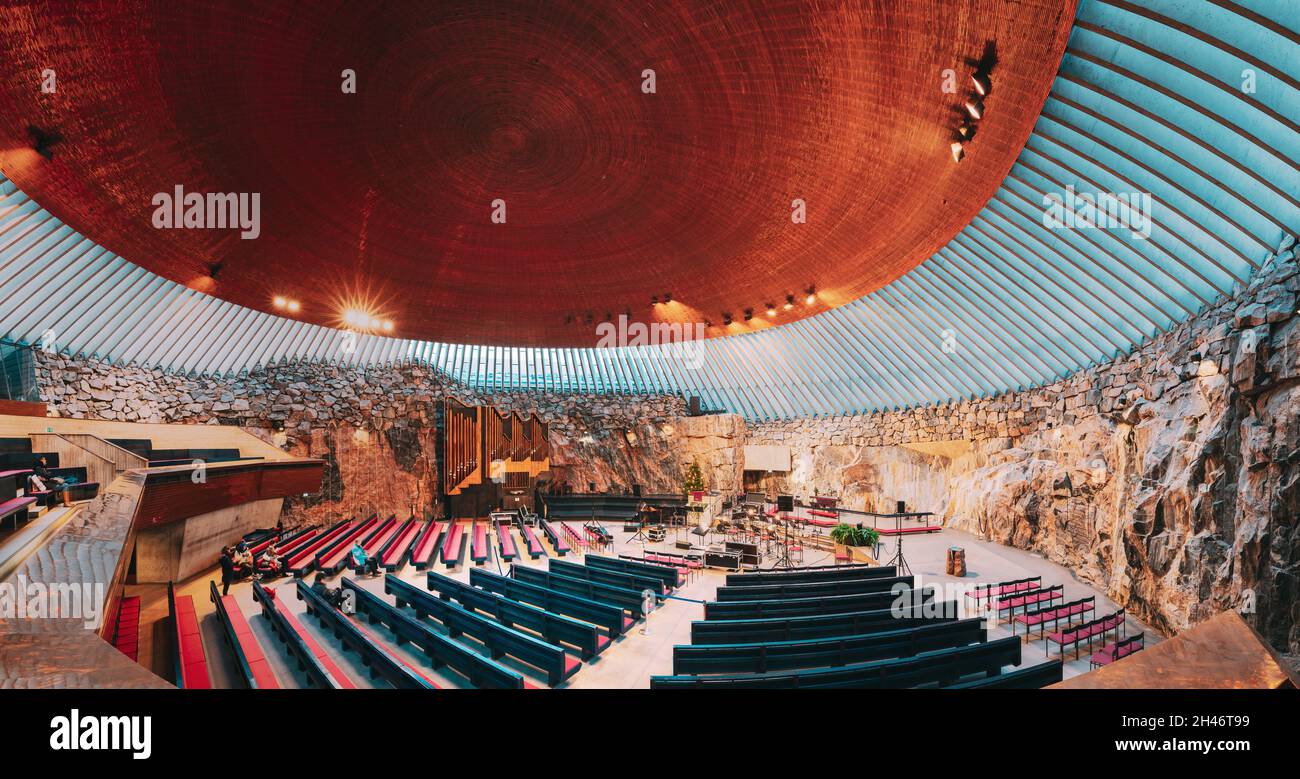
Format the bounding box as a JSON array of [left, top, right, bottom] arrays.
[[126, 520, 1160, 689]]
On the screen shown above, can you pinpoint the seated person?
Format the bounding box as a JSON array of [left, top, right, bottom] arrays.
[[349, 541, 380, 576], [232, 541, 258, 581], [33, 456, 65, 489], [256, 542, 283, 579]]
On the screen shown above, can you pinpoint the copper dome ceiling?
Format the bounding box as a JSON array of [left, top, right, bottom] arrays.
[[0, 0, 1075, 346]]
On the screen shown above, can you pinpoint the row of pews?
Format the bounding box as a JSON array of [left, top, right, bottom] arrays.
[[651, 564, 1066, 689]]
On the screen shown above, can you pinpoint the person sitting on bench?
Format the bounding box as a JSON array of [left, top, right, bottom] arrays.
[[350, 541, 380, 576], [256, 541, 284, 579], [232, 541, 259, 581]]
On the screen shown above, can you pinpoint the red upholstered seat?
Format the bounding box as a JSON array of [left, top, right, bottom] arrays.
[[563, 654, 581, 676], [594, 634, 611, 652], [808, 509, 838, 518]]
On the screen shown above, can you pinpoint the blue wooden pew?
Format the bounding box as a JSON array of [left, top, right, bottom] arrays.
[[703, 587, 935, 621], [469, 568, 634, 637], [714, 575, 914, 602], [387, 575, 580, 686], [296, 580, 438, 689], [339, 578, 528, 688], [549, 559, 665, 596], [692, 601, 963, 645], [651, 636, 1022, 689], [511, 565, 653, 618], [426, 570, 610, 659], [672, 618, 986, 675]]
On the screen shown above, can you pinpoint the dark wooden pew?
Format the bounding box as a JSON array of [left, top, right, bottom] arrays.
[[426, 570, 610, 659], [948, 659, 1063, 688], [549, 559, 665, 596], [341, 577, 528, 688], [209, 581, 279, 689], [703, 587, 934, 621], [298, 579, 438, 689], [511, 564, 653, 618], [691, 601, 963, 645], [584, 553, 680, 589], [386, 575, 580, 686], [251, 581, 354, 689], [672, 618, 987, 675], [469, 568, 634, 637], [724, 565, 898, 587], [651, 636, 1022, 689], [714, 575, 913, 602]]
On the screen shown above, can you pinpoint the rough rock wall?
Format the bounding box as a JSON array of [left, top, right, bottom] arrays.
[[31, 237, 1300, 651], [34, 355, 698, 525]]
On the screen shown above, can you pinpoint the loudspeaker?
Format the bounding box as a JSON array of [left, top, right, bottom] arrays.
[[896, 500, 907, 514], [688, 396, 701, 416], [588, 482, 597, 493], [777, 494, 794, 512], [632, 484, 642, 497]]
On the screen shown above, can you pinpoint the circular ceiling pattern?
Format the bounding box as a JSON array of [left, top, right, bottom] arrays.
[[0, 0, 1075, 345]]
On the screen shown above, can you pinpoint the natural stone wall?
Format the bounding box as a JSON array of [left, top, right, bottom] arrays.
[[32, 235, 1300, 652], [34, 355, 699, 525], [746, 235, 1300, 653]]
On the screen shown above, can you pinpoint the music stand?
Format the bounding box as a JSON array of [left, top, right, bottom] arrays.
[[886, 514, 912, 576], [771, 515, 796, 570]]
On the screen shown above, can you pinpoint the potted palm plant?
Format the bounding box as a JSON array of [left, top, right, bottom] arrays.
[[830, 523, 880, 558]]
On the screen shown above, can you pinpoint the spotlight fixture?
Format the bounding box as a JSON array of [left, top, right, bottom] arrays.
[[766, 303, 776, 317], [722, 313, 733, 326], [26, 125, 61, 161], [651, 295, 659, 305], [273, 296, 287, 309], [784, 294, 795, 310], [950, 142, 965, 163], [381, 320, 394, 333], [743, 308, 753, 322], [663, 292, 672, 303], [805, 286, 817, 305], [957, 124, 975, 140], [964, 99, 984, 120], [287, 300, 300, 313], [971, 71, 991, 96]]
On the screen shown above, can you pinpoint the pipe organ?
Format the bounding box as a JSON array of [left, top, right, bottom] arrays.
[[444, 400, 550, 497]]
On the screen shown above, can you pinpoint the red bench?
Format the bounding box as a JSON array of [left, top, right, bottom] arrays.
[[519, 523, 545, 559], [108, 595, 140, 661], [285, 519, 358, 574], [1047, 609, 1126, 660], [362, 515, 400, 552], [995, 585, 1063, 618], [541, 520, 571, 556], [561, 522, 588, 550], [313, 516, 381, 575], [1012, 596, 1094, 639], [875, 524, 942, 536], [441, 521, 467, 568], [0, 495, 37, 529], [276, 526, 323, 558], [470, 521, 490, 565], [380, 518, 421, 570], [209, 581, 279, 688], [409, 521, 443, 569], [968, 576, 1042, 606], [496, 521, 518, 561], [255, 584, 355, 688], [1090, 632, 1145, 669], [169, 584, 211, 689]]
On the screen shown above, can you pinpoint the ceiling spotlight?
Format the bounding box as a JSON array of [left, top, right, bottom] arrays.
[[964, 99, 984, 120], [287, 300, 300, 313], [805, 286, 817, 305], [766, 303, 777, 317], [651, 295, 659, 306], [957, 123, 975, 139], [951, 142, 965, 163], [663, 293, 672, 303], [971, 71, 991, 96], [743, 308, 753, 322], [784, 295, 795, 310], [381, 320, 394, 333], [722, 313, 733, 326], [273, 296, 287, 309], [27, 125, 61, 161]]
